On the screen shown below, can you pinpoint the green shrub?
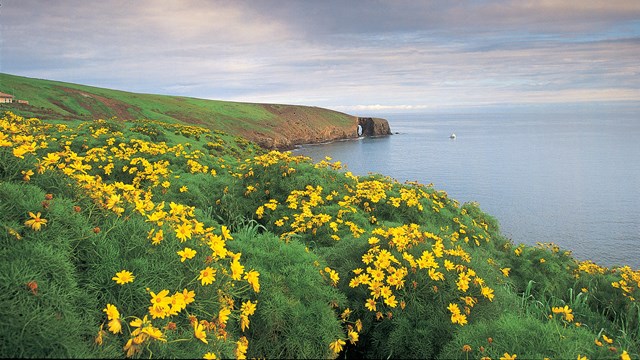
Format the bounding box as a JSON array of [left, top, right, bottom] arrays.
[[439, 312, 605, 360], [228, 225, 345, 359]]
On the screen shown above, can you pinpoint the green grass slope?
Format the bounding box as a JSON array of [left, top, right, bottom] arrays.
[[1, 111, 639, 359], [0, 73, 357, 149]]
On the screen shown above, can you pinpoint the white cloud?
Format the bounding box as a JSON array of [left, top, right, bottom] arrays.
[[1, 1, 639, 111]]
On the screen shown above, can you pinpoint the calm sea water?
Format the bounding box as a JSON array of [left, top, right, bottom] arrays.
[[294, 112, 640, 268]]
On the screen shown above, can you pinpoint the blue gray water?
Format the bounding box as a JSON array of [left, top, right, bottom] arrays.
[[294, 112, 640, 268]]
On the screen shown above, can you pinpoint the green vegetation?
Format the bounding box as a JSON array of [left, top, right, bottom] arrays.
[[1, 108, 639, 360], [0, 73, 355, 148]]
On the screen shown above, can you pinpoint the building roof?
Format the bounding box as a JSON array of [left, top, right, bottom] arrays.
[[0, 92, 14, 98]]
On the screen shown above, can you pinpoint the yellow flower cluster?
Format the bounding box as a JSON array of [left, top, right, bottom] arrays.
[[347, 221, 493, 325], [278, 185, 333, 240], [250, 150, 309, 168], [611, 266, 640, 301], [355, 180, 392, 204], [314, 156, 344, 170], [575, 260, 640, 301], [447, 302, 468, 326], [2, 113, 260, 359], [255, 199, 278, 219]]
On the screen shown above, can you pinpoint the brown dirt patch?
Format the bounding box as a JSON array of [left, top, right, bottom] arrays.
[[56, 86, 142, 120]]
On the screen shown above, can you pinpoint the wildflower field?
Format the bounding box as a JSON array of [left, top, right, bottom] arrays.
[[1, 111, 638, 359]]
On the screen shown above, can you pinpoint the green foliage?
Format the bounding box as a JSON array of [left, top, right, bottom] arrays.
[[228, 227, 345, 359], [2, 110, 639, 359], [439, 312, 599, 359], [0, 182, 104, 358]]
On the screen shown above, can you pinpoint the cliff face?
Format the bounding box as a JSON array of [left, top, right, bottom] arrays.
[[357, 117, 392, 137], [244, 105, 392, 150], [250, 122, 356, 150]]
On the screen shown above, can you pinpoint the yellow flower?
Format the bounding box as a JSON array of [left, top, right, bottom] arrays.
[[203, 352, 217, 360], [501, 268, 511, 277], [151, 229, 164, 245], [179, 185, 188, 192], [175, 222, 192, 242], [384, 295, 398, 308], [451, 312, 468, 326], [244, 270, 260, 292], [148, 304, 168, 319], [181, 288, 196, 304], [194, 321, 208, 344], [500, 353, 517, 360], [325, 267, 340, 286], [447, 303, 461, 315], [108, 318, 122, 334], [103, 303, 120, 320], [348, 330, 359, 345], [235, 336, 249, 360], [112, 270, 135, 285], [352, 319, 362, 333], [150, 289, 172, 309], [576, 355, 588, 360], [21, 169, 34, 181], [365, 298, 377, 312], [218, 307, 231, 325], [481, 286, 495, 301], [7, 227, 22, 240], [142, 326, 166, 342], [241, 300, 257, 316], [198, 266, 216, 286], [95, 324, 106, 345], [24, 212, 47, 231], [221, 225, 232, 240], [231, 255, 245, 280], [329, 339, 346, 354], [177, 247, 197, 262], [103, 304, 122, 334], [595, 338, 603, 346], [240, 314, 250, 331], [621, 350, 631, 360], [552, 305, 574, 322], [602, 334, 613, 344]]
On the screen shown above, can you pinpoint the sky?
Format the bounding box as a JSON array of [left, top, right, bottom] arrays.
[[1, 0, 640, 114]]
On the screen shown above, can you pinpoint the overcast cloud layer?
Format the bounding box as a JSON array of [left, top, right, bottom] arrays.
[[1, 0, 639, 113]]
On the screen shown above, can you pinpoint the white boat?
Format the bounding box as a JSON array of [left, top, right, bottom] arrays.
[[449, 133, 456, 139]]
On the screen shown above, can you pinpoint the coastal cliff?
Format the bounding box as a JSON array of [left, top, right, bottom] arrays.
[[357, 117, 392, 137], [249, 107, 392, 150], [0, 73, 391, 150]]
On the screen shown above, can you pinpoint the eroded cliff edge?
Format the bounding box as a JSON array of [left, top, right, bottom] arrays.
[[245, 104, 392, 150], [357, 117, 392, 137]]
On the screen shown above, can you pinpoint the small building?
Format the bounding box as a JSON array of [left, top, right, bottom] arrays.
[[17, 100, 29, 105], [0, 92, 14, 103]]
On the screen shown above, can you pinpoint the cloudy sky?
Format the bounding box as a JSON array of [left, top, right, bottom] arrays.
[[1, 0, 639, 113]]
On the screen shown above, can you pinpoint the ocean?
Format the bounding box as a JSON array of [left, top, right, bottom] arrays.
[[293, 112, 640, 268]]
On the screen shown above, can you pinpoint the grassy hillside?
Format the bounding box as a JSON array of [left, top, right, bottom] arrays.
[[0, 73, 357, 149], [1, 111, 638, 359]]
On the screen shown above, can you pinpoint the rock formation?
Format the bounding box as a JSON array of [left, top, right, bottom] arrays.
[[357, 117, 392, 137]]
